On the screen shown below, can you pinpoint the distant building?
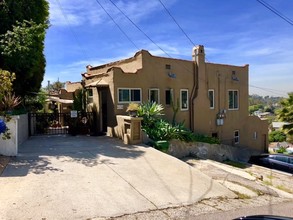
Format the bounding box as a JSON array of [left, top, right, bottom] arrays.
[[46, 81, 82, 113], [254, 111, 272, 119], [272, 122, 291, 131], [82, 45, 268, 152]]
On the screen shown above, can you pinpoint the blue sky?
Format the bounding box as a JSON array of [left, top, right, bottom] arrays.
[[44, 0, 293, 97]]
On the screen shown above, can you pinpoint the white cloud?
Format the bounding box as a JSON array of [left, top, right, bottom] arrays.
[[47, 0, 176, 27], [48, 0, 107, 26]]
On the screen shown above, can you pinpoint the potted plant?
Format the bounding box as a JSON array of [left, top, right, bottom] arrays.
[[1, 93, 21, 115], [126, 102, 139, 117]]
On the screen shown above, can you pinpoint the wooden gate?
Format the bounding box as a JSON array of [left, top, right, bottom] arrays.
[[29, 112, 97, 136]]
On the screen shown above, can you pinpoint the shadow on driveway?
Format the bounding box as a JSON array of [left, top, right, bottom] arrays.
[[2, 135, 145, 177]]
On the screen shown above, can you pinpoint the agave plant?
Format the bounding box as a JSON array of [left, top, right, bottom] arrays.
[[137, 101, 164, 128], [1, 93, 22, 112]]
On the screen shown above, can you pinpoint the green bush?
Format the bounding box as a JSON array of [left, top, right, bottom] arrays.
[[138, 102, 220, 144], [269, 130, 286, 142], [192, 133, 220, 144], [276, 146, 287, 153]]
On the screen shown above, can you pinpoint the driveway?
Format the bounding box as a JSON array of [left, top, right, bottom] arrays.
[[0, 135, 235, 220]]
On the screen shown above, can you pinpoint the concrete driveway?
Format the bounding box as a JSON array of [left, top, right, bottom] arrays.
[[0, 135, 235, 220]]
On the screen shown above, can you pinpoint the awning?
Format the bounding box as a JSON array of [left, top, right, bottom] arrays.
[[46, 96, 73, 104], [85, 79, 109, 88]]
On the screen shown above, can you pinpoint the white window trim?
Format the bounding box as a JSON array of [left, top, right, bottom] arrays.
[[149, 88, 160, 104], [234, 130, 239, 144], [117, 88, 142, 104], [253, 132, 257, 140], [180, 89, 189, 111], [228, 90, 239, 110], [208, 89, 215, 109]]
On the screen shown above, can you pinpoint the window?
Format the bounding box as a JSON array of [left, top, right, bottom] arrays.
[[165, 64, 171, 70], [87, 89, 93, 103], [228, 90, 239, 110], [165, 89, 173, 105], [208, 89, 214, 109], [180, 89, 189, 111], [149, 89, 160, 103], [253, 132, 257, 140], [87, 89, 93, 97], [118, 88, 141, 103], [234, 130, 239, 144]]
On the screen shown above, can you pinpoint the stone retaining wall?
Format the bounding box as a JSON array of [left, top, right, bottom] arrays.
[[168, 139, 259, 162]]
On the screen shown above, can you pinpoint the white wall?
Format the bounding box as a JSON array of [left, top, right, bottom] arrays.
[[0, 114, 29, 156]]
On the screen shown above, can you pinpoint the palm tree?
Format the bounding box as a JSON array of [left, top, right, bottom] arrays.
[[277, 92, 293, 142]]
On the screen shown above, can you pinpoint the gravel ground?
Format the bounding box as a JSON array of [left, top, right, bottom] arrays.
[[105, 157, 293, 220]]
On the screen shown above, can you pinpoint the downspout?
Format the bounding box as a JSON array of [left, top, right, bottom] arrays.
[[190, 62, 199, 131]]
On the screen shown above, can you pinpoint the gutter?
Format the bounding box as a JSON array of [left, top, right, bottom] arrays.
[[190, 62, 199, 131]]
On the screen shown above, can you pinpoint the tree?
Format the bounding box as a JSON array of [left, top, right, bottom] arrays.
[[0, 69, 15, 100], [0, 0, 49, 97], [48, 81, 65, 93], [276, 92, 293, 142]]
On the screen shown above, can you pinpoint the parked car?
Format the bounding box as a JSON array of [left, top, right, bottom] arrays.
[[234, 215, 293, 220], [249, 154, 293, 174]]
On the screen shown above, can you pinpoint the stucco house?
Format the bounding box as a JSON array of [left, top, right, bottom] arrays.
[[46, 81, 82, 114], [82, 45, 268, 152]]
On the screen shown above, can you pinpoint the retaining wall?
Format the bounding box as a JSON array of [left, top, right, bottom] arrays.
[[168, 139, 260, 162]]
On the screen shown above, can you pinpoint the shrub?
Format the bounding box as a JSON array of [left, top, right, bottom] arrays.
[[138, 102, 220, 144], [269, 130, 286, 142], [276, 146, 287, 154]]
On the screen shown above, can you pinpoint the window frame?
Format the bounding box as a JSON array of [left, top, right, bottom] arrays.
[[180, 89, 189, 111], [149, 88, 160, 104], [208, 89, 215, 109], [87, 88, 93, 98], [253, 132, 257, 140], [165, 64, 171, 70], [234, 130, 239, 144], [228, 90, 239, 110], [117, 88, 142, 103]]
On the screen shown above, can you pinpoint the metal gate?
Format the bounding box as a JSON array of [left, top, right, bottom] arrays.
[[29, 112, 96, 136]]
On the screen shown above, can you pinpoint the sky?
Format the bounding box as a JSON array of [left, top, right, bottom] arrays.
[[44, 0, 293, 97]]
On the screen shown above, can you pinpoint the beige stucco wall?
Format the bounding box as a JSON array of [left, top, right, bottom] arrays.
[[83, 46, 268, 152], [194, 61, 250, 143], [111, 51, 194, 128], [65, 81, 82, 92]]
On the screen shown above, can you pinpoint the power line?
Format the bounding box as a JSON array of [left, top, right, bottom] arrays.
[[107, 0, 172, 58], [256, 0, 293, 26], [97, 1, 285, 97], [157, 0, 196, 47], [249, 84, 288, 96], [93, 0, 139, 50], [55, 0, 90, 60], [157, 0, 210, 62]]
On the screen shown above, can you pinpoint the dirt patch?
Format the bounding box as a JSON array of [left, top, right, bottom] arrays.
[[0, 155, 10, 175]]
